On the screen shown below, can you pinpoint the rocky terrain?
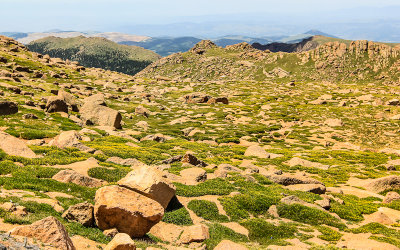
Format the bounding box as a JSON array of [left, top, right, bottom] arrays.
[[27, 36, 161, 75], [2, 34, 400, 249]]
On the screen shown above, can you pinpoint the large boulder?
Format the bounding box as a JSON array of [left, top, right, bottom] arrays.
[[62, 202, 94, 227], [180, 168, 207, 185], [80, 102, 122, 129], [9, 216, 75, 249], [366, 176, 400, 193], [267, 174, 323, 186], [83, 93, 106, 106], [53, 169, 105, 188], [46, 96, 69, 113], [244, 145, 269, 158], [118, 166, 176, 209], [181, 153, 207, 167], [104, 233, 136, 250], [49, 130, 94, 153], [286, 184, 326, 194], [0, 100, 18, 115], [0, 131, 39, 158], [94, 185, 164, 237]]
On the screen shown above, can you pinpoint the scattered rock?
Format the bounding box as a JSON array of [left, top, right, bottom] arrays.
[[287, 157, 329, 170], [46, 96, 69, 113], [80, 102, 122, 129], [181, 153, 207, 167], [180, 168, 207, 185], [383, 191, 400, 204], [286, 184, 326, 194], [366, 175, 400, 193]]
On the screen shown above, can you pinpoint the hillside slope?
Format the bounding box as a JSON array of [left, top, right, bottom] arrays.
[[138, 39, 400, 83], [27, 36, 161, 75], [3, 35, 400, 249]]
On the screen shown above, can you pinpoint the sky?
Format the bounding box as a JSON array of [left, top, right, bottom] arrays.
[[0, 0, 399, 40]]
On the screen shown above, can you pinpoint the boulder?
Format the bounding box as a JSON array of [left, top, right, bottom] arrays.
[[80, 102, 122, 129], [0, 131, 39, 158], [0, 100, 18, 115], [184, 93, 211, 104], [286, 184, 326, 194], [179, 224, 209, 244], [267, 174, 322, 186], [62, 202, 94, 227], [117, 166, 176, 208], [83, 93, 106, 106], [94, 185, 164, 237], [214, 240, 248, 250], [383, 191, 400, 204], [46, 96, 69, 113], [9, 216, 75, 249], [149, 221, 184, 243], [366, 176, 400, 193], [135, 106, 150, 117], [58, 90, 79, 112], [315, 198, 331, 210], [244, 145, 269, 158], [180, 168, 207, 185], [49, 131, 95, 153], [181, 153, 207, 167], [53, 169, 105, 188], [287, 157, 329, 170], [104, 233, 136, 250]]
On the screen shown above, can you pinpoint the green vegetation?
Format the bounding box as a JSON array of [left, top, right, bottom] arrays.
[[27, 36, 160, 75], [187, 200, 229, 222], [241, 219, 296, 245]]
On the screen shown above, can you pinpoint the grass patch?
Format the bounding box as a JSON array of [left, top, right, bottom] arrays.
[[187, 200, 229, 222]]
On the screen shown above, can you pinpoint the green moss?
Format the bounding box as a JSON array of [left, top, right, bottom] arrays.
[[329, 194, 379, 221], [240, 219, 297, 245], [277, 204, 346, 229], [174, 179, 235, 197], [317, 226, 343, 242], [187, 200, 229, 222], [204, 223, 248, 249]]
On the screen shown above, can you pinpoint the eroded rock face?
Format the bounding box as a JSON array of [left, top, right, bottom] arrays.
[[117, 166, 176, 208], [0, 131, 39, 158], [0, 100, 18, 115], [62, 202, 94, 227], [94, 185, 164, 237], [53, 169, 105, 188], [80, 102, 122, 129], [9, 216, 75, 249]]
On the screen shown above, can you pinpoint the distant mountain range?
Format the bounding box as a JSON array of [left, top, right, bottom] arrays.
[[1, 29, 339, 57]]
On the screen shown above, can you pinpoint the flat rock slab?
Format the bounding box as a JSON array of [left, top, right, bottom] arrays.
[[0, 131, 39, 158]]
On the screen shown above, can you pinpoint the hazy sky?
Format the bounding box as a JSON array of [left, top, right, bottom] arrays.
[[1, 0, 399, 32]]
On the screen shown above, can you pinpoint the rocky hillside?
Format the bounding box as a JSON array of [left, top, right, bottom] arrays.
[[27, 36, 161, 75], [4, 34, 400, 249], [138, 39, 400, 83]]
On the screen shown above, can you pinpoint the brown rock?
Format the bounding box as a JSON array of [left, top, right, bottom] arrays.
[[0, 100, 18, 115], [10, 216, 75, 249], [181, 153, 207, 167], [103, 228, 119, 238], [286, 184, 326, 194], [104, 233, 136, 250], [149, 221, 184, 243], [80, 102, 122, 129], [179, 224, 209, 244], [117, 166, 176, 208], [0, 131, 39, 158], [383, 191, 400, 204], [180, 168, 207, 185], [62, 202, 94, 227], [366, 176, 400, 193], [244, 145, 269, 158], [267, 174, 322, 186], [94, 185, 164, 237], [53, 169, 105, 188], [135, 106, 150, 117], [46, 96, 69, 113]]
